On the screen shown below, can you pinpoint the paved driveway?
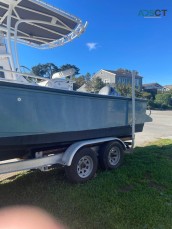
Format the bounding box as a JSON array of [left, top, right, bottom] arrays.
[[135, 110, 172, 146]]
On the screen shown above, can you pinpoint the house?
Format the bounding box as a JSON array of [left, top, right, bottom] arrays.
[[142, 83, 163, 97], [93, 69, 143, 89], [143, 83, 163, 91], [163, 85, 172, 92]]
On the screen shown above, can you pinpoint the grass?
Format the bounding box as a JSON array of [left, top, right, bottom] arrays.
[[0, 139, 172, 229]]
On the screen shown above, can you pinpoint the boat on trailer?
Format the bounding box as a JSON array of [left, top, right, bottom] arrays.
[[0, 0, 151, 162]]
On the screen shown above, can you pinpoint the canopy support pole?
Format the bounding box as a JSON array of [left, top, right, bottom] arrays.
[[132, 71, 136, 149], [14, 21, 21, 73], [6, 4, 16, 79]]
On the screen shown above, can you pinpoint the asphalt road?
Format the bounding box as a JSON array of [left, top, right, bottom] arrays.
[[135, 110, 172, 146]]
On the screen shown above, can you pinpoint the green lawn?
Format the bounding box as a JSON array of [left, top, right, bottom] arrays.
[[0, 139, 172, 229]]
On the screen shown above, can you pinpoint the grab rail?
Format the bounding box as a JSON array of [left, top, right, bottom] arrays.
[[0, 68, 50, 81]]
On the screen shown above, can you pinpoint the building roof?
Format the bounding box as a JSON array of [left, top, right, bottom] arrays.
[[104, 70, 143, 79], [164, 85, 172, 89], [143, 83, 163, 89], [104, 70, 116, 75]]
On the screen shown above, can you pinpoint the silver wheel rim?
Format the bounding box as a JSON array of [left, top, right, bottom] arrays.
[[108, 146, 120, 166], [77, 156, 93, 178]]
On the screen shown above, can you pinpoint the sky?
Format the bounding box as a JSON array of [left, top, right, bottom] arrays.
[[17, 0, 172, 85]]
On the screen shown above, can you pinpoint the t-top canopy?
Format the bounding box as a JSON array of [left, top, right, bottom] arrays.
[[0, 0, 87, 49]]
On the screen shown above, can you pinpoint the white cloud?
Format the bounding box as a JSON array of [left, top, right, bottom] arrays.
[[86, 42, 98, 51]]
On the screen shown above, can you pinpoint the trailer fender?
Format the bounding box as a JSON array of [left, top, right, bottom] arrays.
[[61, 137, 126, 166]]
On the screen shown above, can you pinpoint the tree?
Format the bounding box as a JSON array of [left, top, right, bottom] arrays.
[[147, 98, 156, 109], [135, 89, 143, 98], [84, 76, 105, 93], [85, 72, 91, 81], [32, 63, 80, 79], [115, 68, 140, 77], [115, 83, 131, 97], [85, 73, 92, 92], [74, 75, 86, 90], [91, 77, 105, 93], [71, 72, 94, 91], [141, 91, 152, 100], [168, 89, 172, 95], [155, 93, 171, 107], [115, 84, 148, 98], [32, 63, 59, 78]]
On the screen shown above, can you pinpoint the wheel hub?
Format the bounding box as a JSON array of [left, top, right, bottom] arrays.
[[108, 147, 120, 166], [77, 156, 93, 178]]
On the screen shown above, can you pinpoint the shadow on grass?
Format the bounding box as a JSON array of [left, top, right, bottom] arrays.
[[0, 140, 172, 229], [0, 141, 172, 188], [0, 141, 172, 199]]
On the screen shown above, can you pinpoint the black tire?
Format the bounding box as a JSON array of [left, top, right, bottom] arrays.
[[65, 148, 98, 184], [99, 141, 124, 170]]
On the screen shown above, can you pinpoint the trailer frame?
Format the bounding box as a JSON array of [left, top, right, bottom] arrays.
[[0, 137, 131, 178]]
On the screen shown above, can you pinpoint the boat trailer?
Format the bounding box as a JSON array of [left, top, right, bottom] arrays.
[[0, 137, 132, 183]]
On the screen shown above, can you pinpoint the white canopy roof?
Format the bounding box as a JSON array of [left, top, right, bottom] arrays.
[[0, 0, 87, 49]]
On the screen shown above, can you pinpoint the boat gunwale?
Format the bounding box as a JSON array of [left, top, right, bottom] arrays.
[[0, 81, 147, 102]]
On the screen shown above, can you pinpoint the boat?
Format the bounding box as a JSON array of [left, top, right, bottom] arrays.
[[0, 0, 151, 161]]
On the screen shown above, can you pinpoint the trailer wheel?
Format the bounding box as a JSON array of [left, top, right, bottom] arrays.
[[65, 148, 98, 183], [99, 141, 124, 170]]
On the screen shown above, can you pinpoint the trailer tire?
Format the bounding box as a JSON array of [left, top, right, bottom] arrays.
[[65, 148, 98, 183], [99, 141, 124, 170]]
